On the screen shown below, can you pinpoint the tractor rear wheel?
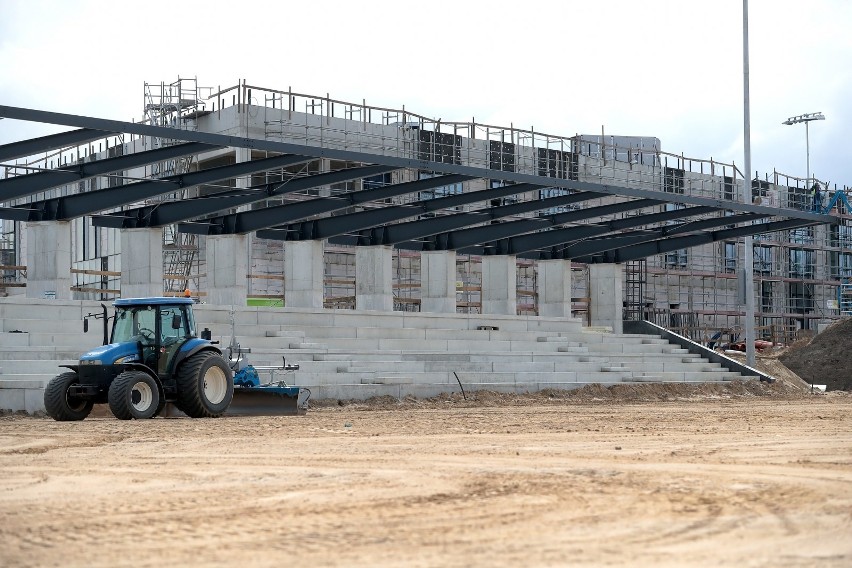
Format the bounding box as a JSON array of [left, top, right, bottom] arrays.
[[108, 371, 161, 420], [44, 372, 94, 421], [175, 352, 233, 418]]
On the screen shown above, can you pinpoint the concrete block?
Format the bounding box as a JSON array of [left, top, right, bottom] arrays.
[[24, 388, 45, 414], [0, 388, 25, 411]]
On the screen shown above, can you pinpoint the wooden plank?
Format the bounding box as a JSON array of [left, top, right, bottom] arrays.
[[163, 291, 207, 297], [164, 273, 206, 280], [70, 286, 120, 294], [70, 268, 121, 277]]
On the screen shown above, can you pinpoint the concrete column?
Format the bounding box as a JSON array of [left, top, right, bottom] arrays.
[[537, 259, 572, 318], [120, 228, 163, 298], [481, 255, 516, 315], [284, 240, 324, 308], [356, 245, 393, 311], [420, 250, 457, 313], [589, 263, 624, 333], [25, 221, 72, 300], [206, 234, 248, 306]]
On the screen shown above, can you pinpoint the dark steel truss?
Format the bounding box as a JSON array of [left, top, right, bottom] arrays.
[[0, 104, 836, 262]]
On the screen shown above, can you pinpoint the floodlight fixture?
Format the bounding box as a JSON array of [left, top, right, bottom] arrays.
[[782, 112, 825, 126], [782, 112, 825, 184]]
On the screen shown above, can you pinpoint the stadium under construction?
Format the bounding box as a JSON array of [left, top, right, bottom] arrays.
[[1, 77, 850, 348]]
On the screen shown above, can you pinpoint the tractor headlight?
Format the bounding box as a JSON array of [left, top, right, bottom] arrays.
[[114, 354, 140, 364], [79, 359, 102, 365]]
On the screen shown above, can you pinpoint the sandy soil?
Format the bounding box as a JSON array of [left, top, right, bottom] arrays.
[[1, 391, 851, 568]]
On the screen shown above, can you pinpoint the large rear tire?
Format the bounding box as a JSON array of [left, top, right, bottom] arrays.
[[175, 352, 233, 418], [108, 371, 160, 420], [44, 372, 94, 421]]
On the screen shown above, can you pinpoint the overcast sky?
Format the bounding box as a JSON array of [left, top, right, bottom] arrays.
[[1, 0, 850, 189]]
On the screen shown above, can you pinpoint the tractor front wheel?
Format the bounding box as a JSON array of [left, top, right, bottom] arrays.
[[108, 371, 161, 420], [44, 372, 94, 421], [175, 353, 233, 418]]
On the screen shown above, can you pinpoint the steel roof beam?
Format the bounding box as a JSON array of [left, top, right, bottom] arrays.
[[0, 142, 218, 202], [0, 153, 312, 221], [0, 128, 109, 163], [256, 183, 545, 242], [95, 163, 395, 229], [362, 191, 591, 245], [553, 212, 766, 260], [177, 173, 477, 235], [336, 202, 709, 252], [573, 218, 817, 263], [363, 190, 606, 246], [0, 105, 833, 223], [264, 187, 611, 247], [430, 198, 663, 251], [458, 210, 761, 258]]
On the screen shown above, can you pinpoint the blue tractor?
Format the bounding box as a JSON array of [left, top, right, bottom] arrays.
[[44, 297, 234, 421]]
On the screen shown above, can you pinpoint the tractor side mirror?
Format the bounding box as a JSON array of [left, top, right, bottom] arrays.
[[83, 319, 89, 333], [172, 315, 182, 330]]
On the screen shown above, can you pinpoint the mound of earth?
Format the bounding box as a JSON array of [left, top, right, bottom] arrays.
[[721, 350, 809, 390], [779, 318, 852, 391]]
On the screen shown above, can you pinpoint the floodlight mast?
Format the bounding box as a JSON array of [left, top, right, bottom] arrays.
[[742, 0, 757, 368], [783, 112, 826, 185]]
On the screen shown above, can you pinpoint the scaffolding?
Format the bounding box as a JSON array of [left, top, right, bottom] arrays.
[[840, 278, 852, 316], [142, 78, 211, 296]]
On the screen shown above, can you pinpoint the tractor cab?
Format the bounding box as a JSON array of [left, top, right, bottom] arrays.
[[111, 298, 196, 376]]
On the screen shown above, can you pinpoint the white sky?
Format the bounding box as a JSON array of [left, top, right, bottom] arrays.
[[1, 0, 850, 188]]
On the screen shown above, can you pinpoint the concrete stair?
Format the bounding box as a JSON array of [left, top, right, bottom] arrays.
[[0, 297, 761, 413]]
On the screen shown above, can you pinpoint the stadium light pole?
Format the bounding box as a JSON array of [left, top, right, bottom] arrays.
[[782, 112, 825, 185], [742, 0, 756, 368]]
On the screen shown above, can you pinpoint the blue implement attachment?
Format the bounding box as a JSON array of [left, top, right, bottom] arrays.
[[227, 359, 308, 416]]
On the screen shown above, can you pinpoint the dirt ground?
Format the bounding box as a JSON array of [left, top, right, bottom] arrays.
[[1, 386, 851, 568]]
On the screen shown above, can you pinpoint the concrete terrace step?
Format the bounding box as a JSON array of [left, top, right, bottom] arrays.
[[623, 376, 737, 384], [1, 319, 89, 334], [0, 360, 76, 375], [0, 298, 760, 413], [288, 369, 680, 388], [192, 306, 586, 334], [585, 343, 689, 354], [302, 382, 590, 402], [0, 347, 86, 361], [662, 348, 691, 354], [0, 331, 96, 349], [557, 346, 590, 354], [332, 360, 584, 374], [0, 376, 55, 388], [302, 371, 585, 386], [628, 371, 739, 382]]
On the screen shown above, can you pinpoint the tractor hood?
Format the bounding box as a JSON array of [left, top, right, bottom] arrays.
[[80, 342, 140, 365]]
